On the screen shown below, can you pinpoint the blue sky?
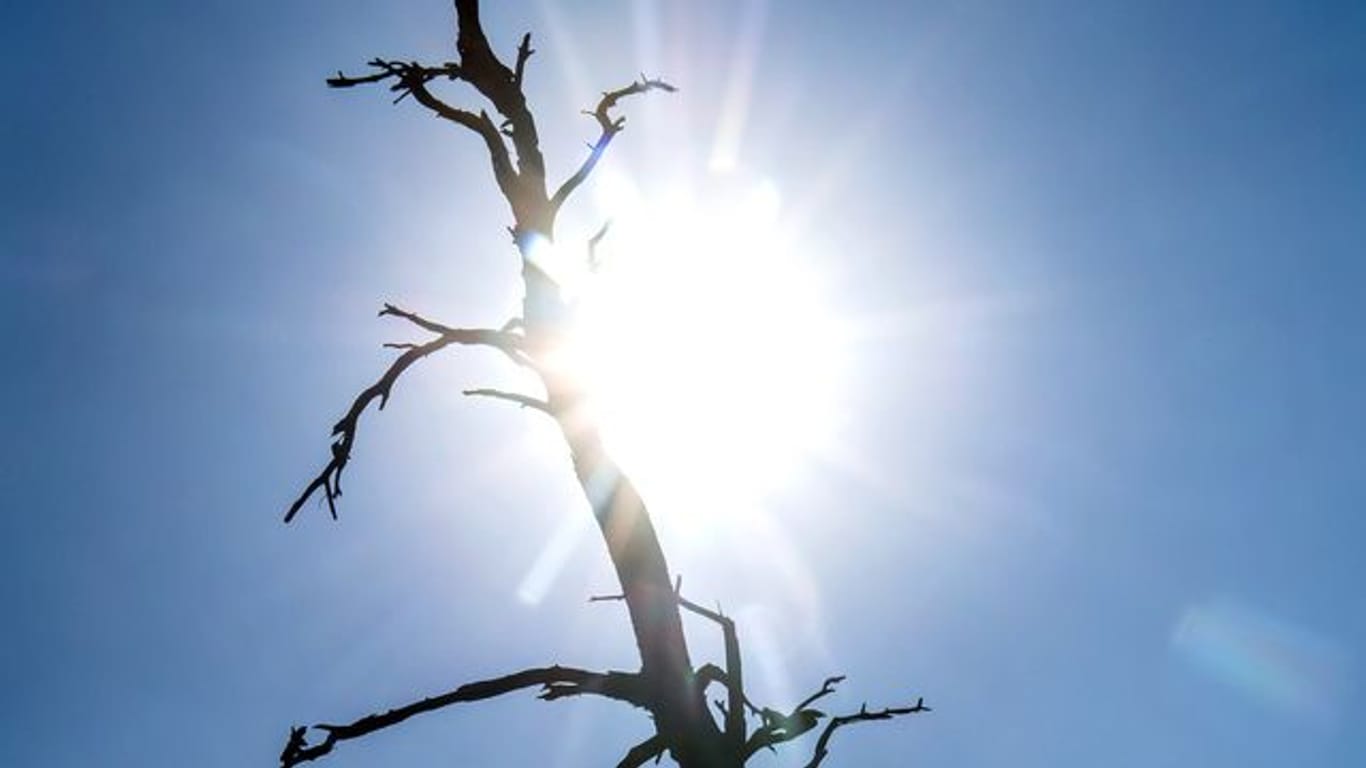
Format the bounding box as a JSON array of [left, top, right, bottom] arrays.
[[2, 1, 1364, 766]]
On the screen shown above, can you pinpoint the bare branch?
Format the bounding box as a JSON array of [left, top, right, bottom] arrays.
[[284, 309, 526, 523], [801, 698, 931, 768], [327, 58, 461, 92], [549, 77, 677, 215], [463, 387, 553, 414], [406, 86, 518, 197], [327, 58, 519, 201], [378, 302, 460, 335], [383, 303, 533, 369], [616, 734, 665, 768], [279, 665, 649, 766]]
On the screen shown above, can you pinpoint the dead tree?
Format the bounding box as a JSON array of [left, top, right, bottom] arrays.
[[280, 2, 927, 766]]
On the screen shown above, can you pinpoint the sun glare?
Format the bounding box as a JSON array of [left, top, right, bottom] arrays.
[[546, 173, 844, 530]]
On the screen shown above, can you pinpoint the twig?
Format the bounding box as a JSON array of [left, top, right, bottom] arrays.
[[462, 388, 553, 414], [794, 675, 847, 713]]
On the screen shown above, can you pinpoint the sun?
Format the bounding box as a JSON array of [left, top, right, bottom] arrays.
[[544, 172, 845, 531]]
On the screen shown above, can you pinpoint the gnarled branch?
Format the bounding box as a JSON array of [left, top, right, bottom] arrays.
[[327, 58, 461, 95], [328, 58, 519, 200], [549, 77, 677, 216], [279, 665, 649, 766]]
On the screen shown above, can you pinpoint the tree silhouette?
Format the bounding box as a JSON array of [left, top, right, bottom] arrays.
[[279, 3, 927, 766]]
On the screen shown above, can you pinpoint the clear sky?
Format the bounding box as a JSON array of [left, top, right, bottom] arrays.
[[2, 1, 1363, 766]]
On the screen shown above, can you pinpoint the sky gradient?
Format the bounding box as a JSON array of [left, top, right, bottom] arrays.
[[2, 1, 1364, 766]]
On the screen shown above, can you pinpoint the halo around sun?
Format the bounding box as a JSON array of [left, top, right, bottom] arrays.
[[540, 170, 846, 531]]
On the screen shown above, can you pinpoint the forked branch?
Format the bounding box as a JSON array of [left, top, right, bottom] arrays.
[[676, 592, 746, 750], [279, 665, 648, 766], [284, 305, 524, 523], [327, 58, 462, 96], [549, 77, 678, 215]]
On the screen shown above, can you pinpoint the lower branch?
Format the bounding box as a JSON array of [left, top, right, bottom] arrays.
[[591, 587, 928, 766], [280, 665, 648, 766]]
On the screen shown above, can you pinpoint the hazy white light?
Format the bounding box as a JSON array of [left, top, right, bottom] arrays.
[[562, 173, 843, 529]]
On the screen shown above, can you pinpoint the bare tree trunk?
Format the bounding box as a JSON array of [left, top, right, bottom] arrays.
[[522, 236, 730, 765], [561, 413, 729, 765]]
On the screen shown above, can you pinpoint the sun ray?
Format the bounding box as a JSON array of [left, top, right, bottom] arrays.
[[536, 0, 597, 115], [517, 507, 593, 605], [631, 0, 662, 71], [709, 0, 770, 171]]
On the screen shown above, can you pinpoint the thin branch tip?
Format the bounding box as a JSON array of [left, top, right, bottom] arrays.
[[463, 388, 553, 414]]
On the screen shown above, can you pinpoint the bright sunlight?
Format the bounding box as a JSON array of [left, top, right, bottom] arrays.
[[538, 171, 845, 530]]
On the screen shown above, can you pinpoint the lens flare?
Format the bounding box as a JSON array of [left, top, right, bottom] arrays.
[[1172, 598, 1349, 720]]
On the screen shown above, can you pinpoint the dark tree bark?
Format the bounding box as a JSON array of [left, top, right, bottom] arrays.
[[280, 3, 926, 766]]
